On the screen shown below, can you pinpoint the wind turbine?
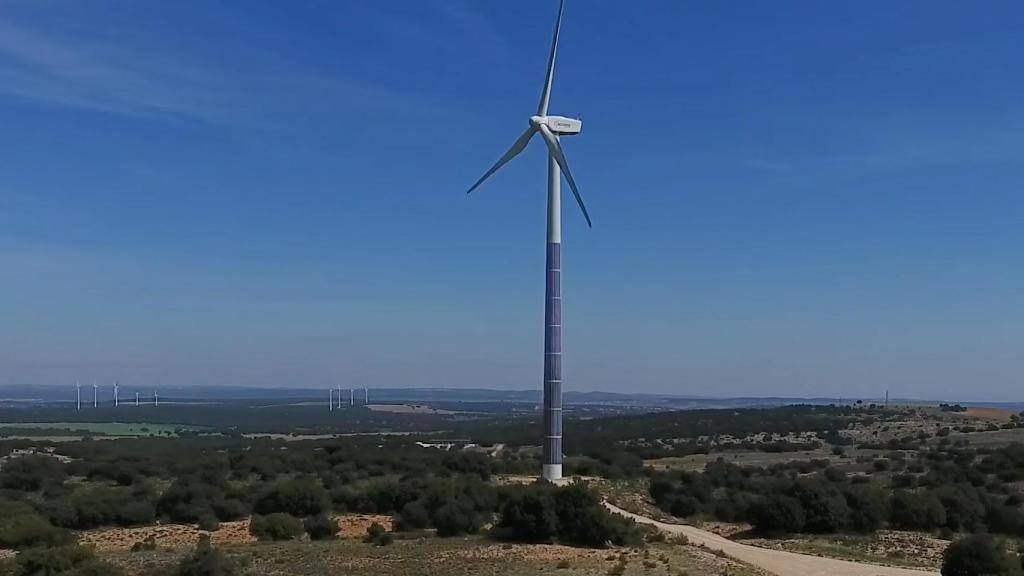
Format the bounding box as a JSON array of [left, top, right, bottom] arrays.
[[135, 392, 140, 407], [76, 380, 81, 410], [336, 385, 343, 410], [113, 381, 119, 407], [154, 390, 159, 407], [349, 388, 354, 407], [329, 388, 334, 412], [464, 0, 589, 482], [364, 388, 368, 405], [92, 381, 98, 408]]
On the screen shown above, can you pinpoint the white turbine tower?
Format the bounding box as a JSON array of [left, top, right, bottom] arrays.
[[364, 388, 368, 405], [154, 390, 159, 407], [329, 388, 334, 411], [113, 381, 119, 407], [465, 0, 589, 482], [337, 385, 343, 409], [76, 380, 81, 410], [349, 388, 354, 407], [135, 392, 140, 407], [93, 381, 98, 408]]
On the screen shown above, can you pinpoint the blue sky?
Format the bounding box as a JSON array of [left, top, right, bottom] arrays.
[[1, 1, 1022, 400]]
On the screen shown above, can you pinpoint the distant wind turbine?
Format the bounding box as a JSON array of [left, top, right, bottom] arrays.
[[464, 0, 589, 481], [113, 381, 119, 407], [76, 380, 81, 411], [329, 388, 334, 412], [93, 381, 98, 408]]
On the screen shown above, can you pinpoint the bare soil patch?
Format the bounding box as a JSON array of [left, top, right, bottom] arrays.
[[79, 514, 392, 552], [80, 519, 254, 552], [964, 407, 1014, 421]]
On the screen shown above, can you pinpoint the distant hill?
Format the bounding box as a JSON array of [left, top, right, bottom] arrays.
[[0, 384, 1019, 411]]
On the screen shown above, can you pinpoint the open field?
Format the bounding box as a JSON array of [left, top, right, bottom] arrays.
[[951, 426, 1024, 446], [98, 535, 758, 576]]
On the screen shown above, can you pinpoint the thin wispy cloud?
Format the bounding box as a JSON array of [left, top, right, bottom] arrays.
[[0, 16, 440, 128], [0, 19, 239, 122]]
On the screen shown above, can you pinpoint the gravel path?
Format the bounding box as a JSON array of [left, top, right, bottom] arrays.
[[604, 503, 939, 576]]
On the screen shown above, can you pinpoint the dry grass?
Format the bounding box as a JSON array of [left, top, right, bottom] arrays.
[[736, 530, 947, 570], [104, 533, 758, 576], [78, 514, 393, 553], [963, 407, 1015, 421]]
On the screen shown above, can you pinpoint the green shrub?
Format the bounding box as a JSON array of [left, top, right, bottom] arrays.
[[394, 501, 430, 531], [253, 477, 329, 517], [303, 514, 339, 540], [15, 543, 124, 576], [197, 515, 221, 532], [364, 522, 392, 545], [249, 513, 303, 541], [431, 501, 481, 537], [176, 534, 240, 576], [942, 534, 1021, 576], [0, 511, 73, 550]]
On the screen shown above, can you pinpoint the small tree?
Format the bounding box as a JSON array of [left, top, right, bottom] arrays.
[[750, 494, 805, 533], [303, 514, 339, 541], [431, 501, 481, 537], [364, 521, 392, 545], [15, 543, 125, 576], [176, 534, 239, 576], [942, 534, 1021, 576], [394, 501, 430, 532], [249, 513, 303, 541]]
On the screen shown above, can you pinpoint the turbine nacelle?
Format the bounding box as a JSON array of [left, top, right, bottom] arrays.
[[530, 115, 582, 136]]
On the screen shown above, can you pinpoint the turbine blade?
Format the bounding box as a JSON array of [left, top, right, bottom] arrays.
[[537, 124, 591, 227], [466, 127, 536, 194], [537, 0, 565, 116]]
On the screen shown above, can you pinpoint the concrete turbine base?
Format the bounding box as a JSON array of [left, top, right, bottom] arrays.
[[542, 464, 563, 482]]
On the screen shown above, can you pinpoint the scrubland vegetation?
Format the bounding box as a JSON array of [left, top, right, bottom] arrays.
[[0, 403, 1021, 575]]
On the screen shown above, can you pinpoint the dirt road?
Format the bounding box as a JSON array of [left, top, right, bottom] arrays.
[[604, 503, 939, 576]]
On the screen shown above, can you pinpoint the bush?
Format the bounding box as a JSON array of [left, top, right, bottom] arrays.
[[793, 479, 849, 533], [131, 535, 158, 552], [249, 513, 303, 541], [843, 485, 889, 532], [303, 514, 339, 540], [253, 477, 329, 517], [750, 494, 805, 533], [498, 485, 558, 542], [394, 501, 431, 532], [0, 455, 67, 491], [431, 500, 481, 537], [15, 543, 124, 576], [0, 510, 74, 549], [197, 515, 221, 532], [68, 485, 157, 528], [364, 521, 392, 545], [942, 534, 1021, 576], [497, 483, 640, 548], [890, 491, 946, 531], [176, 534, 240, 576]]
